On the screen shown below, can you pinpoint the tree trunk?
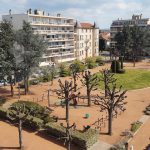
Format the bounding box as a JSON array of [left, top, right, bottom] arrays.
[[10, 83, 14, 97], [10, 77, 14, 97], [66, 98, 70, 150], [18, 119, 22, 149], [74, 77, 76, 92], [120, 56, 123, 69], [24, 77, 27, 95], [108, 110, 113, 136], [48, 90, 50, 107], [26, 76, 29, 94], [87, 90, 91, 107], [133, 57, 136, 67]]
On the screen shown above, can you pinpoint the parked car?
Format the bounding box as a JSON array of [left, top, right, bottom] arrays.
[[0, 80, 9, 86]]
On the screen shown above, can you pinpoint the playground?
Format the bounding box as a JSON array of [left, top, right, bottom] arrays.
[[0, 61, 150, 150]]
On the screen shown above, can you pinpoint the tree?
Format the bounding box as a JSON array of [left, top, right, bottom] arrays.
[[69, 63, 80, 92], [81, 71, 99, 107], [95, 70, 127, 135], [0, 20, 16, 96], [56, 79, 76, 150], [115, 25, 131, 57], [50, 64, 56, 86], [99, 69, 116, 97], [15, 21, 47, 94], [130, 25, 145, 67], [8, 103, 31, 149]]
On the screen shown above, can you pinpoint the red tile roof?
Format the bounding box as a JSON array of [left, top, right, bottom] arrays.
[[80, 23, 93, 28]]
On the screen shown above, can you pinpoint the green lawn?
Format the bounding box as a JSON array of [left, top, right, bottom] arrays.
[[98, 69, 150, 90]]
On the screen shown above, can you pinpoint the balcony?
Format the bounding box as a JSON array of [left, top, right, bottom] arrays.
[[48, 38, 74, 42], [30, 21, 74, 27], [48, 45, 74, 50], [34, 30, 74, 35]]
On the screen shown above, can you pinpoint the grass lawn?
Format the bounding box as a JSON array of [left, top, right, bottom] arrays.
[[98, 69, 150, 90]]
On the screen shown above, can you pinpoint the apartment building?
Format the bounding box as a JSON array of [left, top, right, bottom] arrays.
[[2, 9, 75, 66], [74, 22, 99, 60], [110, 14, 150, 48]]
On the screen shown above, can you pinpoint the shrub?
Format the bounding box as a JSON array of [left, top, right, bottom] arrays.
[[111, 60, 121, 73], [95, 56, 104, 66], [10, 101, 52, 123], [42, 74, 52, 82], [70, 60, 85, 73], [45, 123, 99, 150], [0, 97, 6, 106], [117, 69, 126, 74], [59, 63, 70, 77], [85, 57, 96, 69], [29, 79, 40, 85], [0, 107, 7, 119], [23, 115, 44, 130], [131, 121, 142, 133], [144, 105, 150, 115]]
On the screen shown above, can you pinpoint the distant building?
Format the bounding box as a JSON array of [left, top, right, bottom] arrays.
[[2, 9, 75, 66], [99, 31, 110, 51], [110, 14, 150, 48], [74, 22, 99, 60]]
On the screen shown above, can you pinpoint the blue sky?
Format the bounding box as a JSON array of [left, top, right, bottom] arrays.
[[0, 0, 150, 29]]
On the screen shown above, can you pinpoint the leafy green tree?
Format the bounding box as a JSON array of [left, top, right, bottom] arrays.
[[130, 25, 145, 66], [15, 21, 47, 94], [0, 20, 16, 96]]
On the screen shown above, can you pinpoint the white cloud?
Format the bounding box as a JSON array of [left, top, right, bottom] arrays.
[[0, 0, 150, 28]]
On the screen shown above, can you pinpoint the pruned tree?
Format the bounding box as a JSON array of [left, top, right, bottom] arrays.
[[99, 69, 116, 97], [56, 79, 76, 150], [81, 71, 99, 107], [8, 103, 31, 149], [95, 70, 127, 136], [69, 63, 80, 92]]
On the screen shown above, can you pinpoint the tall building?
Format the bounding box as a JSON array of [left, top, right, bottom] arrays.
[[110, 14, 150, 48], [2, 9, 75, 66], [74, 22, 99, 60]]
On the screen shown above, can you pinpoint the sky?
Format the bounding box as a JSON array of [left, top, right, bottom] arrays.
[[0, 0, 150, 29]]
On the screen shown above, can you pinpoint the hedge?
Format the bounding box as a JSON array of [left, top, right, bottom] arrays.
[[0, 97, 6, 106], [0, 107, 7, 119], [23, 115, 44, 130], [45, 123, 98, 150], [85, 57, 97, 69], [131, 121, 142, 133]]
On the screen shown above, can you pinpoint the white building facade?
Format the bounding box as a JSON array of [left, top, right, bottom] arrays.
[[74, 22, 99, 60], [2, 9, 75, 66]]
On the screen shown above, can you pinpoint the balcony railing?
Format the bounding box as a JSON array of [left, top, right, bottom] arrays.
[[34, 30, 74, 35]]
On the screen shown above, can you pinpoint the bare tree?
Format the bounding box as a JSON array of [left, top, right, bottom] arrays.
[[69, 64, 80, 92], [99, 69, 116, 97], [8, 103, 31, 149], [95, 70, 127, 136], [81, 71, 99, 107], [56, 79, 76, 150]]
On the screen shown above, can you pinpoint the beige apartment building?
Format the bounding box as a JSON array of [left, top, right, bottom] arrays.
[[110, 14, 150, 48], [74, 22, 99, 60], [2, 9, 75, 66], [2, 9, 100, 66]]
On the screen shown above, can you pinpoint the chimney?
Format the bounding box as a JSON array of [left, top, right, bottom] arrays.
[[57, 13, 61, 17], [29, 8, 32, 14]]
